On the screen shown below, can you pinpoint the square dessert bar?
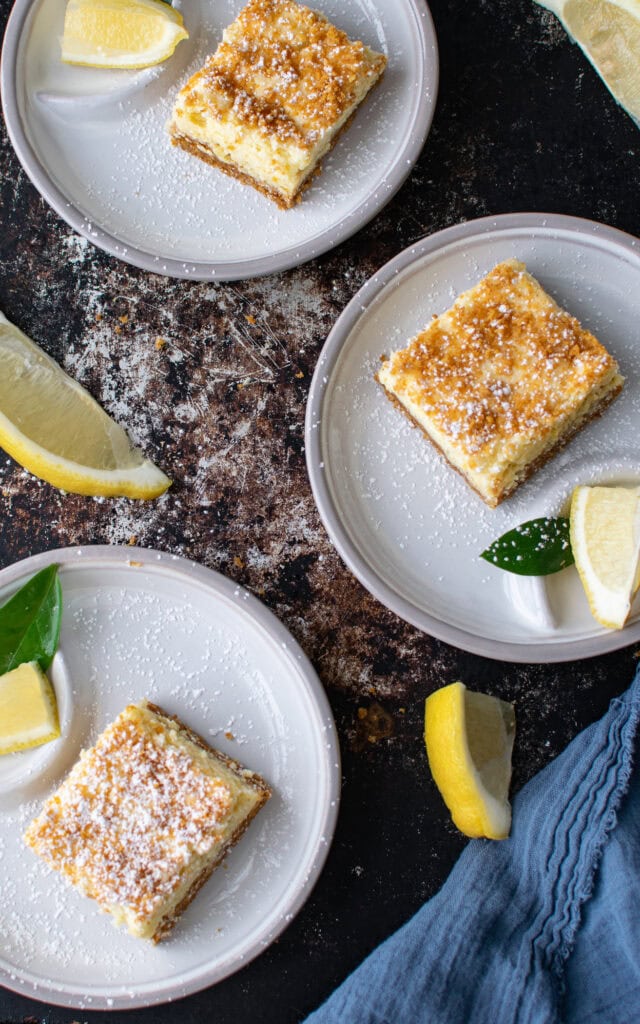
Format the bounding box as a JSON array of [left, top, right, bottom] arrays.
[[376, 259, 624, 508], [168, 0, 387, 208], [24, 700, 270, 941]]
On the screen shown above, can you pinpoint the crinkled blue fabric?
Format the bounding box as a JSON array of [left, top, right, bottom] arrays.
[[305, 669, 640, 1024]]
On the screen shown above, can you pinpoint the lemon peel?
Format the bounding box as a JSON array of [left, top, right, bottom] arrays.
[[537, 0, 640, 123], [424, 681, 515, 840], [0, 310, 171, 499], [61, 0, 188, 70], [570, 484, 640, 629], [0, 661, 60, 756]]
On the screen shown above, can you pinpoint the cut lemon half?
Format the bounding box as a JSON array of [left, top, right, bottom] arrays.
[[0, 661, 60, 756], [424, 682, 515, 840], [570, 484, 640, 629], [537, 0, 640, 123], [61, 0, 188, 69], [0, 310, 171, 499]]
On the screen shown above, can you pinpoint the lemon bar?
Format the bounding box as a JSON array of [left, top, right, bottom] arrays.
[[376, 259, 624, 508], [24, 700, 270, 941], [168, 0, 386, 208]]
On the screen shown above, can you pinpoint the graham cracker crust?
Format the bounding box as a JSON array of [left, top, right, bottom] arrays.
[[169, 130, 303, 209]]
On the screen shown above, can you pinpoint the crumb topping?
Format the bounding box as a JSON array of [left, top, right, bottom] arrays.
[[176, 0, 386, 144], [25, 708, 233, 923], [386, 260, 620, 455]]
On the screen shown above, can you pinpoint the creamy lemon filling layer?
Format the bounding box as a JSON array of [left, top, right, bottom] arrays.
[[167, 0, 386, 205], [376, 259, 623, 507], [169, 65, 377, 201], [24, 701, 270, 941], [378, 363, 623, 506]]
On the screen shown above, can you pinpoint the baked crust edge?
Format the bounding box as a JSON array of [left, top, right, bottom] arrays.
[[374, 370, 624, 508], [144, 701, 271, 942]]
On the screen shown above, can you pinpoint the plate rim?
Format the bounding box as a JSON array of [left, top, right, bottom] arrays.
[[0, 0, 439, 281], [304, 211, 640, 664], [0, 544, 341, 1009]]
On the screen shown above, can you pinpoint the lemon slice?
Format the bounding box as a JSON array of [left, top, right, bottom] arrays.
[[0, 310, 171, 499], [424, 682, 516, 840], [0, 661, 61, 756], [61, 0, 188, 69], [570, 484, 640, 629], [537, 0, 640, 123]]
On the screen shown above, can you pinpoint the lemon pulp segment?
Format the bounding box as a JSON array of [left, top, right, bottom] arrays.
[[570, 484, 640, 629], [424, 681, 515, 840], [0, 310, 170, 499], [61, 0, 188, 70], [538, 0, 640, 122], [0, 661, 61, 756]]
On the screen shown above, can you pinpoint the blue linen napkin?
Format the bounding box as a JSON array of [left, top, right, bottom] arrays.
[[305, 669, 640, 1024]]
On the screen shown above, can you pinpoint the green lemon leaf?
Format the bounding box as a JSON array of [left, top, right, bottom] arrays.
[[0, 565, 62, 674], [480, 517, 574, 576]]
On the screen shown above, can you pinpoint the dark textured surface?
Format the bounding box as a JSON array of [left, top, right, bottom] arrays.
[[1, 0, 640, 1021]]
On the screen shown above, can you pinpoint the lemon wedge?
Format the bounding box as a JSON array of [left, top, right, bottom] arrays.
[[0, 310, 171, 499], [537, 0, 640, 123], [0, 661, 61, 756], [424, 682, 516, 840], [570, 484, 640, 629], [61, 0, 188, 70]]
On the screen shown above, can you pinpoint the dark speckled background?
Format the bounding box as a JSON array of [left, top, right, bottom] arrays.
[[1, 0, 640, 1021]]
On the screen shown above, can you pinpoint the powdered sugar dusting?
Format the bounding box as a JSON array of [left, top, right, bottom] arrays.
[[25, 707, 235, 928], [0, 554, 337, 1004]]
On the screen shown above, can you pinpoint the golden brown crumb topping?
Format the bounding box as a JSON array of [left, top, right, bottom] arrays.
[[176, 0, 386, 145], [25, 707, 233, 922], [387, 260, 619, 455]]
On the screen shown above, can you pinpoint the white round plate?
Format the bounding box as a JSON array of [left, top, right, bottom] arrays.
[[0, 0, 438, 280], [0, 546, 340, 1009], [305, 213, 640, 663]]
